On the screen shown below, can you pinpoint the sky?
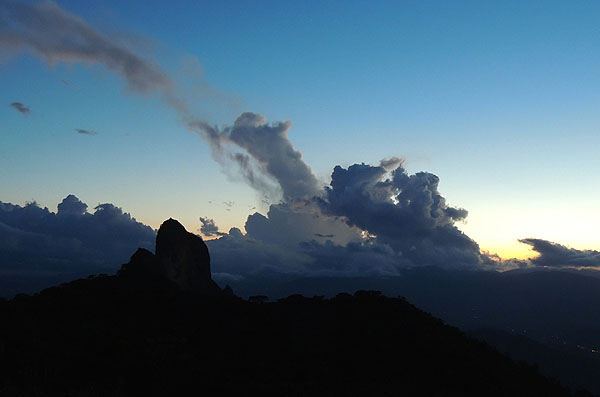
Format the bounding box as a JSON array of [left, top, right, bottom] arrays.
[[1, 0, 599, 262]]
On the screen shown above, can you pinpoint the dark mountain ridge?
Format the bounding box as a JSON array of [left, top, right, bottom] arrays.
[[220, 268, 600, 350]]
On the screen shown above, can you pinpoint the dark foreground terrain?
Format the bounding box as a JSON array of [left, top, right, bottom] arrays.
[[0, 275, 579, 396], [0, 219, 588, 395]]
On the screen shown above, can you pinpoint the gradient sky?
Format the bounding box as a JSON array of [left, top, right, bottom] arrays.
[[1, 0, 599, 259]]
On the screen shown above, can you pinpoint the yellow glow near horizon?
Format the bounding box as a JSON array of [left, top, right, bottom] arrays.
[[481, 244, 537, 261], [138, 197, 599, 263], [457, 202, 600, 260]]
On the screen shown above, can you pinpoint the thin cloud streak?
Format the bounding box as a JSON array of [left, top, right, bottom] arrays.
[[10, 101, 29, 114], [75, 128, 97, 136]]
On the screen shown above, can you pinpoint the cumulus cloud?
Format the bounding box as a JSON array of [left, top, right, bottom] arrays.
[[10, 101, 29, 114], [199, 216, 224, 237], [57, 194, 87, 216], [0, 195, 155, 275], [317, 162, 482, 268], [520, 238, 600, 268], [380, 157, 403, 171], [75, 128, 97, 135], [204, 158, 504, 279]]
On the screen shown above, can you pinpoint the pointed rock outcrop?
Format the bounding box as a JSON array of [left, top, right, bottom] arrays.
[[120, 218, 223, 295]]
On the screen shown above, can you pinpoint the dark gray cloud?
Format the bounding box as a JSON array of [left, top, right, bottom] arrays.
[[318, 162, 483, 269], [204, 159, 504, 279], [57, 194, 87, 216], [199, 216, 224, 237], [10, 101, 29, 114], [227, 112, 320, 201], [75, 128, 97, 135], [187, 113, 320, 203], [0, 195, 155, 275], [520, 238, 600, 268], [0, 1, 170, 94]]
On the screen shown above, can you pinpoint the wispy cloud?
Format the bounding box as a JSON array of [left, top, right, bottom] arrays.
[[0, 1, 170, 94], [75, 128, 97, 136], [10, 102, 29, 114]]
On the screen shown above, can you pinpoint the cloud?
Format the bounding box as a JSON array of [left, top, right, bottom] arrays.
[[0, 1, 170, 94], [227, 112, 320, 201], [187, 112, 322, 204], [318, 162, 483, 268], [1, 2, 317, 205], [207, 228, 313, 277], [380, 157, 403, 171], [199, 216, 224, 237], [244, 201, 361, 249], [3, 1, 592, 282], [207, 209, 407, 278], [57, 194, 87, 216], [75, 128, 97, 135], [207, 229, 405, 278], [520, 238, 600, 268], [0, 195, 155, 275], [10, 102, 29, 114], [204, 158, 504, 279]]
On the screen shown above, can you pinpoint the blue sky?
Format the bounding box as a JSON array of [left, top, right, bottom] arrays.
[[1, 0, 599, 258]]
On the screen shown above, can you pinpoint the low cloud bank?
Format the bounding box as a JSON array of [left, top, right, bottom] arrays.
[[519, 239, 600, 268], [0, 195, 155, 275]]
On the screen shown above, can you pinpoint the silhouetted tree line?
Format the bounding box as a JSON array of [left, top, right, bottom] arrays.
[[0, 274, 588, 396]]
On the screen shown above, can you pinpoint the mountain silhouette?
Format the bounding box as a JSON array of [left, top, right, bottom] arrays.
[[0, 219, 585, 396], [119, 218, 223, 295]]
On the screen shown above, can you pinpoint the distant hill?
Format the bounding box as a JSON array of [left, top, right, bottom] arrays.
[[471, 328, 600, 396], [217, 269, 600, 395], [0, 219, 578, 396], [219, 268, 600, 351], [0, 277, 575, 396]]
